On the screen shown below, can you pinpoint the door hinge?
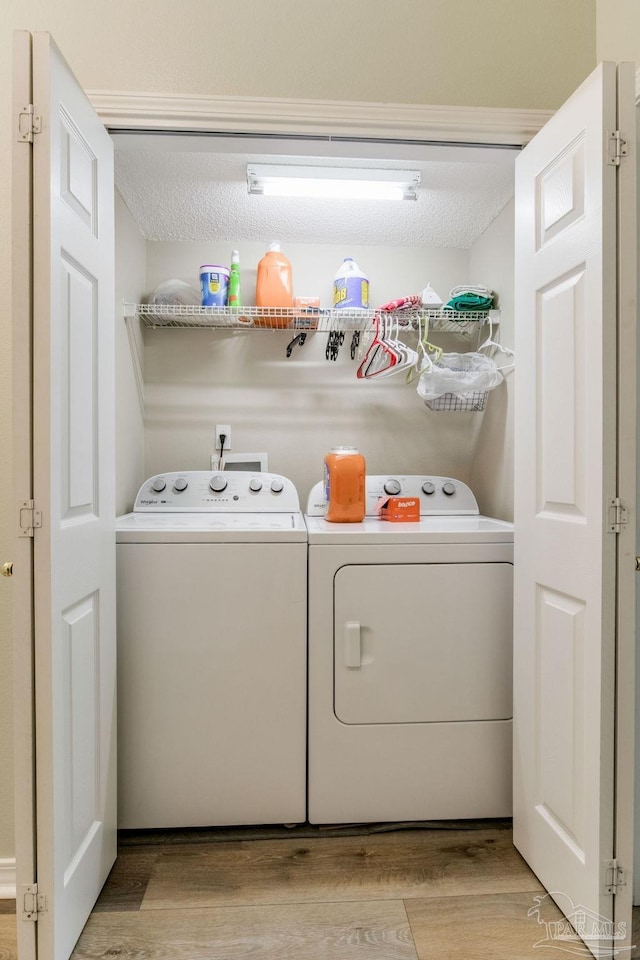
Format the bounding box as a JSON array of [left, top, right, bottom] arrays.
[[17, 104, 41, 143], [604, 859, 626, 895], [22, 884, 47, 921], [607, 130, 628, 166], [19, 500, 42, 538], [608, 497, 628, 534]]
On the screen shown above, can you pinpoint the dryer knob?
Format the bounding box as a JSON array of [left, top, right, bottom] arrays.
[[173, 477, 188, 492], [150, 477, 166, 493], [422, 481, 436, 495], [270, 479, 284, 494], [249, 478, 263, 492], [384, 479, 401, 495], [209, 474, 228, 493], [442, 482, 456, 496]]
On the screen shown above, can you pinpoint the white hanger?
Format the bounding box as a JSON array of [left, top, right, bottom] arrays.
[[477, 319, 515, 374], [406, 314, 443, 384]]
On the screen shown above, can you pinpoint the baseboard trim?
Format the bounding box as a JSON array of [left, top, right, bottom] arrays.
[[0, 857, 16, 900], [0, 859, 16, 899]]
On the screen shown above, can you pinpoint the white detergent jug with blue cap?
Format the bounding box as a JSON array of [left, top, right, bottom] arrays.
[[333, 257, 369, 309]]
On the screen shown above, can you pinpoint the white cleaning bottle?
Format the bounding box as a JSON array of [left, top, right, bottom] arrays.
[[333, 257, 369, 309]]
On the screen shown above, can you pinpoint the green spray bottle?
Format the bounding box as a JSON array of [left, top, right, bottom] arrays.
[[227, 249, 241, 307]]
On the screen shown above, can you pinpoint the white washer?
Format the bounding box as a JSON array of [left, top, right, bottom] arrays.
[[116, 471, 307, 829], [306, 475, 514, 825]]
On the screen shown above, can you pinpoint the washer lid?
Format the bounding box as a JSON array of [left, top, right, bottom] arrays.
[[305, 514, 514, 544], [116, 511, 307, 543]]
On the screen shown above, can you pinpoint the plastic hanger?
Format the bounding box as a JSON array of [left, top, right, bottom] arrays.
[[405, 314, 443, 384], [357, 297, 425, 380], [356, 314, 401, 378], [371, 314, 419, 379], [286, 332, 307, 357], [477, 319, 515, 374]]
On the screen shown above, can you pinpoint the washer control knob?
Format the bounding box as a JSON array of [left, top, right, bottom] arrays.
[[442, 482, 456, 496], [209, 474, 228, 493], [173, 477, 188, 492], [422, 481, 436, 495], [384, 479, 402, 495], [270, 479, 284, 494], [150, 477, 166, 493], [249, 478, 263, 492]]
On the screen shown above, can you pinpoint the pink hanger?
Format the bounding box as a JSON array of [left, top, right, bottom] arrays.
[[356, 314, 401, 379]]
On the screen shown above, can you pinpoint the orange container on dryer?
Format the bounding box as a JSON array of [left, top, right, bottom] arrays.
[[255, 242, 294, 327], [324, 447, 366, 523]]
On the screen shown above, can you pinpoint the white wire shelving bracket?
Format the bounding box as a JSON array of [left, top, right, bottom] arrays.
[[123, 303, 499, 335]]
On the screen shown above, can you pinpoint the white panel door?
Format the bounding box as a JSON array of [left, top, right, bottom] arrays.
[[31, 32, 116, 960], [514, 61, 635, 955]]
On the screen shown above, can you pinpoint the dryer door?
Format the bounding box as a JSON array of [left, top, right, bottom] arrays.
[[334, 562, 512, 724]]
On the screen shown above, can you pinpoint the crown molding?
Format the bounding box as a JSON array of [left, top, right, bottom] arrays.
[[87, 91, 552, 146]]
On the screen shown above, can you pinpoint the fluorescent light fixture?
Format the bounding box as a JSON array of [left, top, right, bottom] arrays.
[[247, 164, 420, 201]]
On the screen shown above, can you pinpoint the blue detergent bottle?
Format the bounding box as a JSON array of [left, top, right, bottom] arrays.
[[333, 258, 369, 309]]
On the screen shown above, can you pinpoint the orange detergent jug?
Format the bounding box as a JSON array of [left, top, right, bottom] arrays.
[[255, 242, 294, 327], [324, 447, 366, 523]]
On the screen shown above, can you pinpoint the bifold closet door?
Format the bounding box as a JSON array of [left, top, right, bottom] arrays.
[[513, 60, 637, 956], [14, 29, 117, 960]]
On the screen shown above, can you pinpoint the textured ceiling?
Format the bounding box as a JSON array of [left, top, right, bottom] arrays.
[[114, 137, 516, 249]]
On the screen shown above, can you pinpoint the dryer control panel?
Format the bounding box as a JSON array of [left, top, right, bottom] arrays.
[[133, 471, 300, 512], [306, 475, 479, 517]]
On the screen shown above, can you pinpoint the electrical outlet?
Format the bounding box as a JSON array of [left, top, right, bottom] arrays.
[[215, 424, 231, 451]]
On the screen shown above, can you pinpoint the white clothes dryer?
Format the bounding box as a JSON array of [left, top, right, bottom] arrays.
[[306, 476, 514, 825], [116, 471, 307, 829]]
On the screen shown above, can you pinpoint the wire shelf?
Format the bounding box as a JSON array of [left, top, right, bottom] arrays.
[[125, 303, 498, 334]]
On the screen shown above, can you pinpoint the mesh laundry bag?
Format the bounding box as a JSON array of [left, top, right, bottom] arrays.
[[417, 352, 504, 412]]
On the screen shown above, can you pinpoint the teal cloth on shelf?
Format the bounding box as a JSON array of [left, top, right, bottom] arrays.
[[444, 292, 493, 312]]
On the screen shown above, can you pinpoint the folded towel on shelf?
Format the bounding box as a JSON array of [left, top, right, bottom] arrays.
[[444, 286, 494, 312], [445, 293, 494, 312], [449, 284, 493, 298]]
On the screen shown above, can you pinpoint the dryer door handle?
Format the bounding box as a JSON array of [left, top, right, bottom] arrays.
[[344, 621, 362, 668]]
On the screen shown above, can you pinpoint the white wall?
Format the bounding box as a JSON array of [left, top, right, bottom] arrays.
[[115, 192, 147, 515], [0, 1, 597, 860], [4, 1, 596, 109], [468, 199, 515, 521], [146, 241, 470, 313], [596, 0, 640, 62], [144, 241, 479, 502]]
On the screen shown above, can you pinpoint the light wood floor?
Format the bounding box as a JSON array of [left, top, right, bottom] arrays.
[[1, 823, 638, 959]]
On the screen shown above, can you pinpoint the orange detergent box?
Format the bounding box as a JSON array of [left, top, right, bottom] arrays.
[[294, 296, 321, 328], [378, 497, 420, 522]]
